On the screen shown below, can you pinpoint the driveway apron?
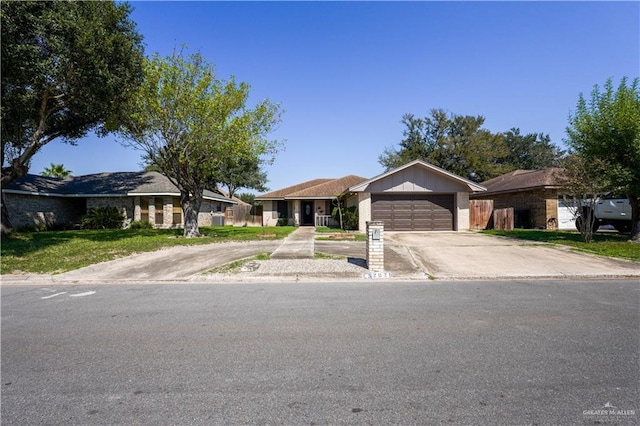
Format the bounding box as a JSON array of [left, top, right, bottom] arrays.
[[386, 232, 640, 280], [56, 240, 282, 282]]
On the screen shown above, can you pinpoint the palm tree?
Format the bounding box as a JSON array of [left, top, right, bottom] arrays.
[[42, 163, 72, 178]]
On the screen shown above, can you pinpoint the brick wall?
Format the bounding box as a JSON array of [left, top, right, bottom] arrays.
[[456, 192, 470, 231], [4, 193, 85, 229], [357, 193, 371, 233], [474, 189, 559, 229]]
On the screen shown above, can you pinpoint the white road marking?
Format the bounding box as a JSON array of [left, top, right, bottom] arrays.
[[69, 291, 96, 298], [41, 292, 67, 300]]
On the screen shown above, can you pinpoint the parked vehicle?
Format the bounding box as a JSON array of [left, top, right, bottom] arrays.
[[575, 194, 632, 233]]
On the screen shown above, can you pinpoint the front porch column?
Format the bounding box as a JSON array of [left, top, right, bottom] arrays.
[[148, 197, 156, 227], [133, 196, 141, 221]]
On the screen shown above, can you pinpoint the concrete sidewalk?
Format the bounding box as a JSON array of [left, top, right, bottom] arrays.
[[269, 226, 315, 259]]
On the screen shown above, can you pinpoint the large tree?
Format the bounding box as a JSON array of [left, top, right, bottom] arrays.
[[566, 77, 640, 242], [121, 51, 281, 237], [379, 110, 507, 182], [217, 155, 269, 200], [1, 0, 144, 233], [502, 128, 564, 170], [380, 110, 564, 183]]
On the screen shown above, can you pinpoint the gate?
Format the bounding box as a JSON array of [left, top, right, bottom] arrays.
[[469, 200, 493, 230]]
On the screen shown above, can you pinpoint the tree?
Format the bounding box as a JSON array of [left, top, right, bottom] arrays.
[[42, 163, 71, 178], [502, 128, 564, 170], [565, 77, 640, 242], [556, 155, 612, 243], [121, 51, 281, 237], [379, 109, 507, 182], [217, 155, 268, 199], [1, 0, 144, 234], [237, 193, 259, 206]]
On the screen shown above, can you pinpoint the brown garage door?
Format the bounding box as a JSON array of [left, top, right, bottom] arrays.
[[371, 194, 454, 231]]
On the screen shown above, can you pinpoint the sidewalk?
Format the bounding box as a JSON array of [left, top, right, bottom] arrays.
[[269, 226, 315, 259]]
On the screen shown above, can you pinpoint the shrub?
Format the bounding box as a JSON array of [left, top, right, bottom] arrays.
[[331, 205, 359, 230], [276, 218, 289, 226], [81, 206, 124, 229], [129, 220, 153, 230]]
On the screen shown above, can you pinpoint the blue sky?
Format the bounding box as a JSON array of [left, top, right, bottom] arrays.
[[32, 1, 639, 192]]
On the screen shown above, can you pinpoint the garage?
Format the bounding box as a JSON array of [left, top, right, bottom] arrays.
[[371, 194, 454, 231]]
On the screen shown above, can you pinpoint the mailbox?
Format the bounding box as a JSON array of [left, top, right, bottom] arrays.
[[372, 229, 381, 240]]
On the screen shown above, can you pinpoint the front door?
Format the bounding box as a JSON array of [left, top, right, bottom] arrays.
[[302, 201, 314, 226]]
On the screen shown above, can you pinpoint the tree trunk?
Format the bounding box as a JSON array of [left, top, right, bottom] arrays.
[[629, 194, 640, 243], [181, 189, 202, 238], [1, 192, 13, 236], [1, 165, 28, 236]]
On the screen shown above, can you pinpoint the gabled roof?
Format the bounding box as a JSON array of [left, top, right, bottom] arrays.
[[349, 159, 486, 193], [3, 172, 236, 204], [257, 175, 368, 200], [479, 168, 565, 195]]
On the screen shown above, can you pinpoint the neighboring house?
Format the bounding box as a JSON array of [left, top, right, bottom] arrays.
[[470, 168, 573, 230], [3, 172, 236, 229], [257, 160, 487, 232], [257, 175, 368, 227]]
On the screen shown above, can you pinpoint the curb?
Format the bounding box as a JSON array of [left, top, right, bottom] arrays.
[[2, 272, 639, 286]]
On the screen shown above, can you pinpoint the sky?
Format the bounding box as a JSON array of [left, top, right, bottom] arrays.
[[31, 1, 639, 193]]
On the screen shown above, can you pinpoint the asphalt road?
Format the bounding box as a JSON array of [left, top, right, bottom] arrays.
[[2, 280, 639, 425]]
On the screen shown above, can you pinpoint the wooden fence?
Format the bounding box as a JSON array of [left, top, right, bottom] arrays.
[[493, 207, 514, 230], [469, 200, 493, 230], [225, 205, 263, 226], [469, 200, 514, 230]]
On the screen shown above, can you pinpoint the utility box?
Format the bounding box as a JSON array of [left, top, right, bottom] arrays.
[[366, 221, 384, 272]]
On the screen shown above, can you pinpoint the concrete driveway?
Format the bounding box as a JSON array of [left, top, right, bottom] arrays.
[[386, 231, 640, 280]]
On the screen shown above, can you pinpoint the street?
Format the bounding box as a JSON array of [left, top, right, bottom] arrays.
[[2, 280, 639, 425]]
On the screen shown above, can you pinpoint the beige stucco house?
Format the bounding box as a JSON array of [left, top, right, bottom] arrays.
[[258, 160, 486, 232], [257, 175, 367, 227]]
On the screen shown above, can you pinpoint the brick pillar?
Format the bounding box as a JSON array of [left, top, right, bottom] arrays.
[[148, 197, 156, 227], [366, 221, 384, 272], [133, 197, 141, 221]]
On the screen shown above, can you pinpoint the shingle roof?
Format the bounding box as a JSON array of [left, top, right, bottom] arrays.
[[480, 168, 565, 195], [4, 172, 236, 203], [256, 175, 368, 200], [256, 178, 334, 199]]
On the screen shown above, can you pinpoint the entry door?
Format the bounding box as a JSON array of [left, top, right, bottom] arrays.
[[302, 201, 314, 225]]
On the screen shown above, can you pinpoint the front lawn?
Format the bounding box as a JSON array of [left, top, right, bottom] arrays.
[[314, 227, 366, 241], [1, 226, 295, 275], [482, 229, 640, 262]]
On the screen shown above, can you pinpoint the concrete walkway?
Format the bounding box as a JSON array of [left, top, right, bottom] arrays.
[[269, 226, 315, 259]]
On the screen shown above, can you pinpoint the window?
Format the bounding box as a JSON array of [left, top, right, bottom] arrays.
[[277, 200, 288, 218]]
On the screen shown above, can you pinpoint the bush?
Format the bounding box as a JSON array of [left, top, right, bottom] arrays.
[[81, 206, 124, 229], [129, 220, 153, 230], [276, 218, 289, 226], [331, 205, 359, 230]]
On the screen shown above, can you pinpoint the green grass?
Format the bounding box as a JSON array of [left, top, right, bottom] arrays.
[[314, 252, 345, 260], [208, 253, 271, 273], [314, 227, 366, 241], [1, 226, 295, 275], [482, 229, 640, 262]]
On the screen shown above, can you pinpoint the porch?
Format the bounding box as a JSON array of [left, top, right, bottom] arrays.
[[261, 199, 338, 227]]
